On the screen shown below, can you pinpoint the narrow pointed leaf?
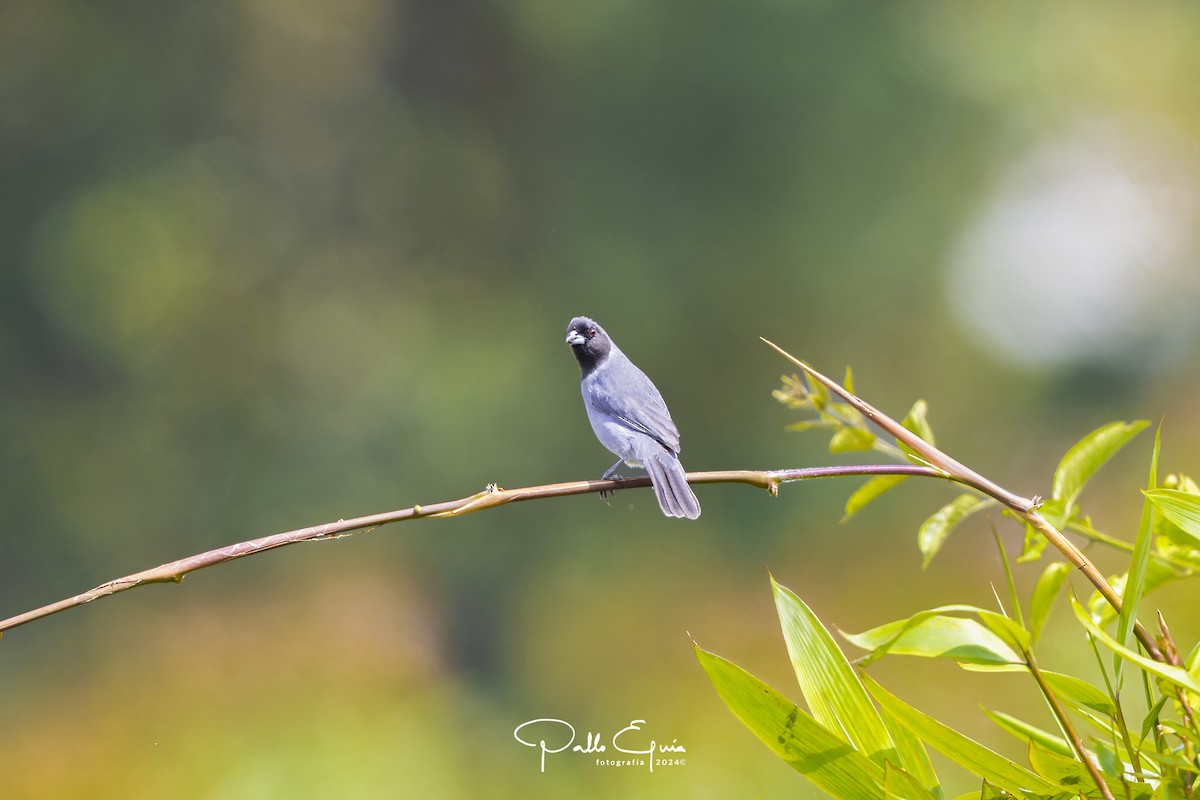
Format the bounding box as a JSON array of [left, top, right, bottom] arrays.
[[879, 708, 942, 800], [864, 675, 1064, 796], [843, 605, 1022, 667], [773, 578, 896, 764], [1017, 521, 1048, 563], [1039, 671, 1115, 716], [1138, 695, 1170, 746], [1094, 739, 1120, 779], [844, 475, 910, 521], [1069, 595, 1200, 695], [1026, 740, 1114, 795], [902, 400, 935, 447], [1030, 562, 1072, 645], [975, 610, 1031, 654], [1087, 559, 1179, 628], [984, 709, 1072, 757], [1051, 421, 1148, 509], [1144, 488, 1200, 545], [831, 427, 877, 453], [994, 528, 1025, 629], [786, 419, 835, 432], [1118, 425, 1160, 675], [877, 616, 1021, 666], [696, 646, 885, 800], [883, 762, 940, 800], [919, 495, 990, 568]]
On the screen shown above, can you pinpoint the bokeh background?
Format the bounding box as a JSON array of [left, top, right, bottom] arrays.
[[4, 2, 1200, 797]]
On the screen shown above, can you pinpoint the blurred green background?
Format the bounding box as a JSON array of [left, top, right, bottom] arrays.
[[4, 1, 1200, 797]]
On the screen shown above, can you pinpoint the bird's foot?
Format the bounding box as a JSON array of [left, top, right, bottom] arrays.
[[599, 463, 626, 506]]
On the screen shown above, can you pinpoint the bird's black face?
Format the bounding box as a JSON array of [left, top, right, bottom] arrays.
[[566, 316, 610, 376]]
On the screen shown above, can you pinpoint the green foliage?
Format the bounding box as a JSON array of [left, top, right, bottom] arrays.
[[1051, 422, 1149, 514], [698, 371, 1200, 799], [918, 495, 993, 569]]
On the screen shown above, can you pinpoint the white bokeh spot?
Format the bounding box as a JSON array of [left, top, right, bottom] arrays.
[[947, 122, 1200, 370]]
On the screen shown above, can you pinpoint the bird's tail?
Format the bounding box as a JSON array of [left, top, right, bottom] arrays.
[[644, 450, 701, 520]]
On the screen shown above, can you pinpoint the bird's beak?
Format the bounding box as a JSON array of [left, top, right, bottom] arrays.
[[565, 331, 586, 346]]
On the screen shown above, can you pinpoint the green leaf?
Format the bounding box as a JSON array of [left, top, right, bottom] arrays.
[[1139, 695, 1170, 747], [786, 419, 835, 432], [1118, 425, 1160, 680], [919, 495, 990, 569], [844, 365, 856, 395], [993, 528, 1024, 629], [844, 475, 910, 521], [902, 400, 935, 447], [832, 402, 867, 428], [772, 579, 898, 767], [1026, 740, 1116, 796], [1152, 476, 1200, 565], [882, 762, 940, 800], [843, 606, 1023, 668], [1086, 559, 1179, 628], [1093, 739, 1120, 779], [1039, 671, 1115, 716], [864, 675, 1064, 796], [976, 609, 1031, 654], [1069, 594, 1200, 695], [696, 646, 885, 800], [984, 708, 1072, 757], [879, 708, 942, 800], [1051, 421, 1149, 510], [1144, 488, 1200, 546], [1030, 562, 1072, 645], [1151, 776, 1190, 800], [831, 427, 877, 453], [1017, 522, 1049, 564], [1159, 720, 1200, 749]]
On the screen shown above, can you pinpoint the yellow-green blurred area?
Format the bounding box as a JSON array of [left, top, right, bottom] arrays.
[[4, 1, 1200, 797]]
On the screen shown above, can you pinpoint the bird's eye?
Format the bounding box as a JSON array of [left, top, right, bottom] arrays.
[[587, 328, 597, 338]]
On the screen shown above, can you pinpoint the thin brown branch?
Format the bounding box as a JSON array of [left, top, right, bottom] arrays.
[[761, 338, 1169, 664], [1026, 649, 1116, 800], [0, 464, 943, 635]]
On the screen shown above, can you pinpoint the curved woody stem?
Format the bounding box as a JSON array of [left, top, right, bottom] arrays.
[[0, 464, 942, 635]]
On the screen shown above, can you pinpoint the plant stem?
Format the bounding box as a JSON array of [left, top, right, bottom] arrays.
[[0, 464, 943, 635], [1027, 649, 1116, 800]]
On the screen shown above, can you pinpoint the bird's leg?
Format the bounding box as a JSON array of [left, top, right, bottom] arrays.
[[599, 459, 625, 505]]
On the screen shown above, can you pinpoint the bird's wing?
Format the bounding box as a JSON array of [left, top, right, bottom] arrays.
[[586, 361, 681, 453]]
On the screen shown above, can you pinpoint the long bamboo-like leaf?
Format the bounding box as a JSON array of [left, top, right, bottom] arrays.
[[880, 708, 943, 800], [843, 606, 1023, 667], [883, 761, 940, 800], [984, 709, 1072, 757], [1117, 425, 1160, 682], [1069, 595, 1200, 695], [1030, 562, 1072, 646], [844, 474, 910, 521], [1051, 421, 1149, 510], [773, 579, 899, 766], [864, 675, 1064, 796], [1039, 671, 1115, 716], [696, 646, 885, 800], [831, 427, 877, 453], [1144, 488, 1200, 546], [919, 495, 992, 568]]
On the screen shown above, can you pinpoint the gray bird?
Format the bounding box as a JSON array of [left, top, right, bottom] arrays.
[[565, 316, 701, 519]]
